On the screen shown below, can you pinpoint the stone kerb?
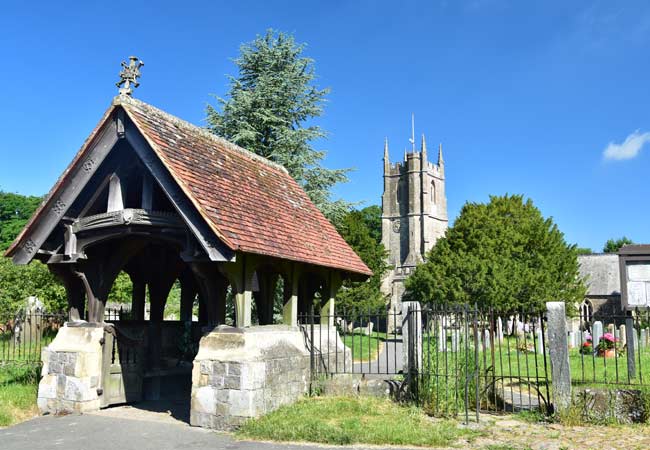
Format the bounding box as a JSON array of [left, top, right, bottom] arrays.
[[190, 325, 310, 430], [37, 325, 104, 414]]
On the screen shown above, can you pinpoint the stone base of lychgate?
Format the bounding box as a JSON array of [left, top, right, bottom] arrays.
[[37, 324, 103, 414], [190, 325, 310, 430]]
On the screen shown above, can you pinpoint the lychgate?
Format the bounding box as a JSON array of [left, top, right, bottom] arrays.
[[4, 89, 370, 429]]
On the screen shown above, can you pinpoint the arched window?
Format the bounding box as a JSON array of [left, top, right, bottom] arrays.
[[431, 181, 436, 204], [580, 299, 593, 325]]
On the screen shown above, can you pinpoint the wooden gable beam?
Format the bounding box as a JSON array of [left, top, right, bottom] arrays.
[[11, 119, 120, 265]]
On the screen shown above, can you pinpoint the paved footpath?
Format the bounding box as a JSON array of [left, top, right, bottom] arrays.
[[0, 411, 412, 450]]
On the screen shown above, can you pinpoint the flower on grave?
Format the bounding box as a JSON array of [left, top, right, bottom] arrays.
[[597, 332, 618, 351], [579, 340, 593, 355]]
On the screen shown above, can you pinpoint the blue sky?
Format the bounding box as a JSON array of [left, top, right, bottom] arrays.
[[1, 1, 648, 251]]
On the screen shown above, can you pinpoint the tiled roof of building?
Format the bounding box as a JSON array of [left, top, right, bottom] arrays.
[[7, 96, 371, 277]]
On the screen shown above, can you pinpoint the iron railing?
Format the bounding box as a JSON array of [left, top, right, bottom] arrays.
[[572, 307, 650, 387], [0, 312, 67, 365], [300, 304, 551, 420]]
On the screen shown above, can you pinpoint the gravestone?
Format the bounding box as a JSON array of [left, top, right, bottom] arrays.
[[536, 326, 545, 354], [483, 329, 491, 350], [450, 328, 459, 352], [437, 321, 446, 352], [607, 323, 615, 335], [496, 317, 504, 342], [567, 331, 576, 349], [592, 321, 603, 349], [546, 302, 571, 411], [641, 329, 648, 348], [619, 324, 627, 346], [14, 296, 44, 346]]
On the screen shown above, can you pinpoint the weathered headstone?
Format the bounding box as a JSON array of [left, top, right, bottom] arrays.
[[437, 320, 446, 352], [483, 329, 491, 350], [619, 324, 627, 346], [607, 323, 615, 335], [450, 328, 459, 352], [536, 326, 545, 354], [641, 329, 648, 348], [592, 321, 603, 349], [567, 331, 576, 349], [546, 302, 571, 412], [14, 296, 44, 346], [496, 317, 504, 342]]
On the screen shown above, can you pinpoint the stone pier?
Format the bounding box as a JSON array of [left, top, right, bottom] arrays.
[[37, 325, 104, 414], [190, 326, 310, 430]]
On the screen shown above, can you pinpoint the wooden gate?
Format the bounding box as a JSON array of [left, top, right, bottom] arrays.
[[100, 325, 145, 407]]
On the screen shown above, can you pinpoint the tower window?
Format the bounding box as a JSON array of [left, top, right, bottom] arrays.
[[431, 181, 436, 204]]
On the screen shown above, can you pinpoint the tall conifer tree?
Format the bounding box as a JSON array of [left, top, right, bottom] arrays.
[[207, 29, 352, 223]]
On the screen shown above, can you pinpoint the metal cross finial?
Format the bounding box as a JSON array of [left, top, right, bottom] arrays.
[[116, 56, 144, 96]]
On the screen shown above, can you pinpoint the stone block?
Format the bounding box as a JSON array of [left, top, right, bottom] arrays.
[[223, 375, 240, 389], [212, 361, 227, 375], [38, 374, 58, 400], [228, 389, 262, 417], [240, 362, 266, 390], [57, 374, 66, 396], [75, 399, 100, 413], [228, 363, 241, 376], [190, 410, 213, 428], [64, 377, 95, 402], [192, 386, 217, 415], [200, 360, 211, 375]]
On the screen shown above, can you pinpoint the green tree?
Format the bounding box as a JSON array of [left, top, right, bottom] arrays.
[[207, 29, 352, 224], [335, 209, 390, 316], [0, 191, 67, 314], [404, 194, 585, 313], [576, 247, 593, 255], [358, 205, 382, 244], [0, 191, 42, 250], [603, 236, 634, 253], [0, 256, 66, 314]]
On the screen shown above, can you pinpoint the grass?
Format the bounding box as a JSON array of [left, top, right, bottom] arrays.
[[341, 331, 387, 362], [423, 335, 650, 387], [0, 364, 40, 427], [0, 331, 58, 364], [237, 396, 481, 447]]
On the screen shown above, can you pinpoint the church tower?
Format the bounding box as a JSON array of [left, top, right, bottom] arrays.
[[380, 135, 448, 327]]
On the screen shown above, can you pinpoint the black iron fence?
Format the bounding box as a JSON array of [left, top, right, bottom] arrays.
[[412, 304, 550, 421], [572, 307, 650, 387], [0, 312, 67, 366], [298, 307, 404, 376], [301, 303, 551, 420]]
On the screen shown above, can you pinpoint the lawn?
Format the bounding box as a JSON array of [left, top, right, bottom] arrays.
[[341, 331, 387, 362], [237, 395, 481, 446], [424, 335, 650, 387], [0, 364, 40, 427]]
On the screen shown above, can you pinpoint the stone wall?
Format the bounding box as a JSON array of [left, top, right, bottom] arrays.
[[190, 325, 310, 430], [37, 325, 104, 414]]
